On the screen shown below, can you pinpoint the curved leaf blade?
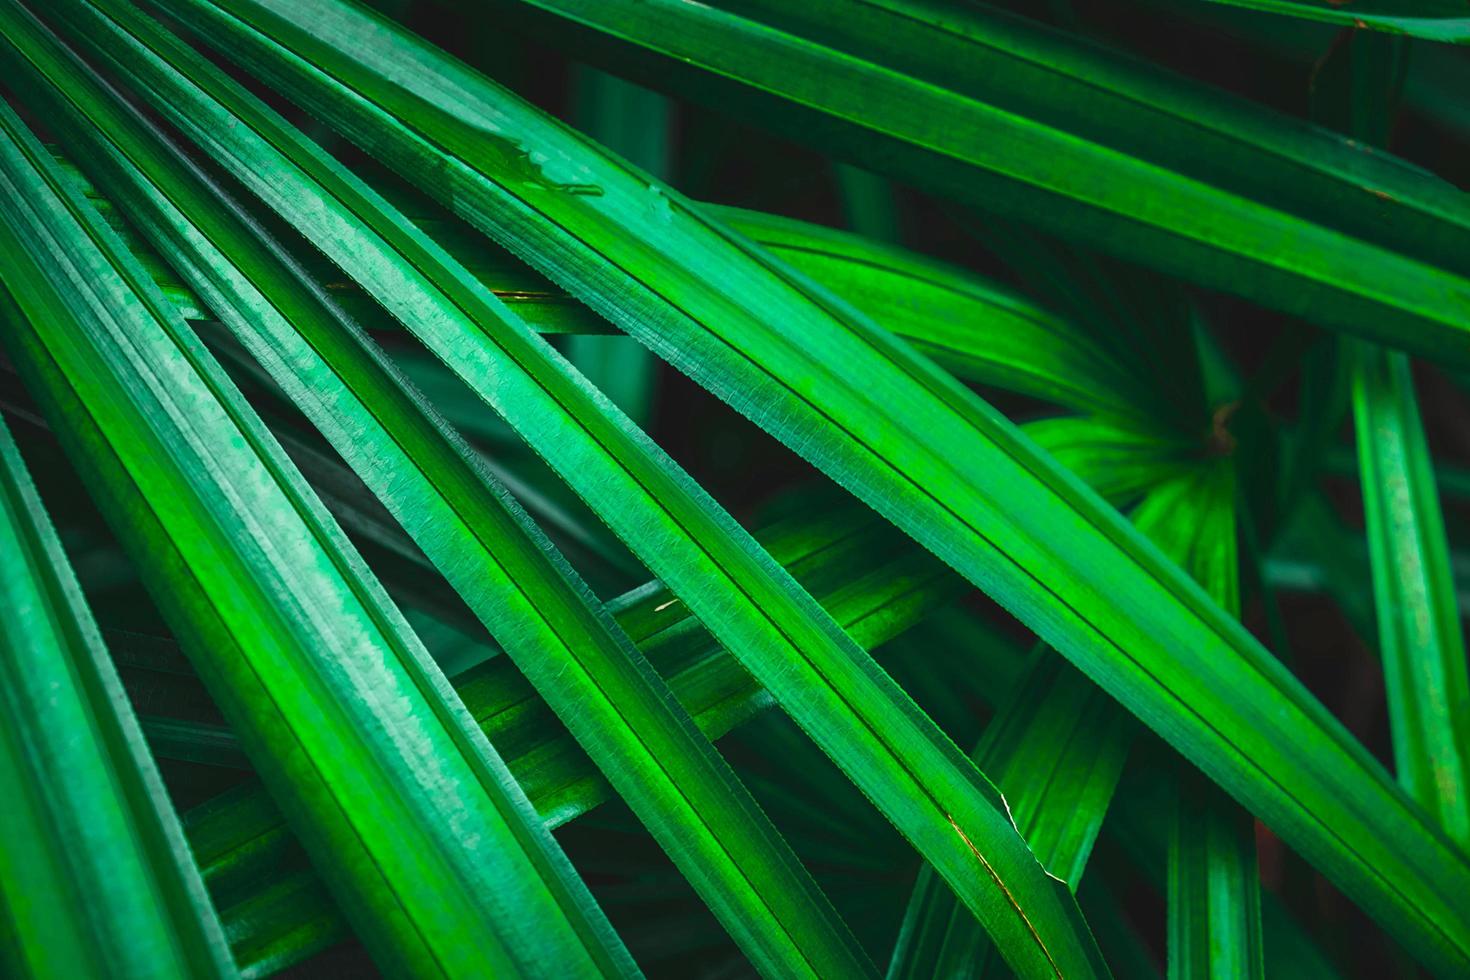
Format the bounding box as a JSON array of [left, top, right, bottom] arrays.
[[490, 0, 1470, 364], [0, 92, 635, 980], [169, 504, 963, 975], [0, 412, 235, 979], [143, 0, 1470, 973], [48, 1, 1111, 975], [889, 462, 1237, 980], [59, 141, 1134, 420], [0, 10, 874, 975], [711, 206, 1144, 417]]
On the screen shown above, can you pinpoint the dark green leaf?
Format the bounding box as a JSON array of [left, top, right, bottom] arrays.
[[52, 2, 1111, 973], [172, 503, 963, 975], [487, 0, 1470, 363], [1191, 0, 1470, 44], [129, 0, 1470, 971]]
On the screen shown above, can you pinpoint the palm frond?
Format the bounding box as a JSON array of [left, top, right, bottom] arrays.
[[3, 0, 1469, 975]]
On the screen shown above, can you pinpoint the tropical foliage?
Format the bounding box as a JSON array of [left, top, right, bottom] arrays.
[[1, 0, 1468, 976]]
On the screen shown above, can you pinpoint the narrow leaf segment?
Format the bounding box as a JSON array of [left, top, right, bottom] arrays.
[[0, 91, 636, 979], [0, 412, 235, 979], [137, 0, 1470, 972]]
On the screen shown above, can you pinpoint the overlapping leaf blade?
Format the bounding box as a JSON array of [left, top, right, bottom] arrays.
[[61, 130, 1128, 420], [1335, 21, 1470, 846], [0, 412, 235, 979], [1149, 465, 1265, 980], [123, 0, 1470, 972], [0, 10, 876, 975], [152, 503, 963, 975], [710, 207, 1145, 417], [0, 91, 635, 979], [889, 461, 1238, 980], [488, 0, 1470, 363], [564, 67, 662, 425], [41, 2, 1112, 975], [887, 651, 1131, 980], [1169, 769, 1266, 980]]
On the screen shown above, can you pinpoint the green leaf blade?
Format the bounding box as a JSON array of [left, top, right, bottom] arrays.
[[0, 412, 236, 980], [890, 460, 1238, 980], [134, 0, 1470, 972], [1351, 341, 1470, 843], [490, 0, 1470, 364], [0, 90, 635, 980], [0, 9, 875, 974], [1192, 0, 1470, 43], [1168, 771, 1266, 980], [710, 205, 1144, 418], [54, 1, 1111, 974], [162, 503, 963, 976]]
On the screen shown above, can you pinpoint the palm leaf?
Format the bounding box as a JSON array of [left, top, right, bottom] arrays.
[[887, 651, 1131, 980], [41, 2, 1112, 974], [1351, 342, 1470, 843], [710, 206, 1146, 417], [126, 0, 1470, 972], [564, 67, 663, 425], [889, 460, 1237, 980], [1168, 770, 1266, 980], [1144, 465, 1264, 980], [485, 0, 1470, 361], [2, 0, 1466, 973], [0, 91, 635, 979], [0, 10, 877, 975], [1331, 16, 1470, 844], [164, 502, 963, 975], [70, 153, 1135, 421], [0, 412, 235, 979]]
